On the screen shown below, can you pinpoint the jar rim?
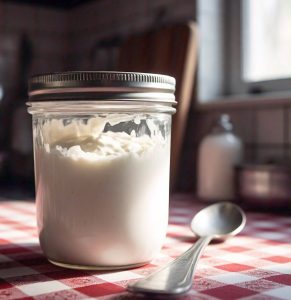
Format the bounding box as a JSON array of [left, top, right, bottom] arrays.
[[27, 100, 176, 115]]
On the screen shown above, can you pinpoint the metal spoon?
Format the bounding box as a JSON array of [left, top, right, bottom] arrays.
[[127, 202, 246, 296]]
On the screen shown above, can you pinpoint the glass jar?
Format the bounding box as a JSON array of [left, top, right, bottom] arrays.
[[27, 71, 176, 270]]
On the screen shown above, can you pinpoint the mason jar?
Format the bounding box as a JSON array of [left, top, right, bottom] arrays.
[[27, 71, 176, 270]]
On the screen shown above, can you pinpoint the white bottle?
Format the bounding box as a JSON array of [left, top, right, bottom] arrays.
[[197, 114, 243, 201]]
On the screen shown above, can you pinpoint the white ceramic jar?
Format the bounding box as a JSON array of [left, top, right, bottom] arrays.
[[27, 71, 176, 270], [197, 114, 243, 202]]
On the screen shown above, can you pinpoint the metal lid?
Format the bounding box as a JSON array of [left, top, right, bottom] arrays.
[[28, 71, 176, 103]]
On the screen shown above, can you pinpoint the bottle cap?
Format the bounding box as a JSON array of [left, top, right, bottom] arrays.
[[212, 114, 233, 133]]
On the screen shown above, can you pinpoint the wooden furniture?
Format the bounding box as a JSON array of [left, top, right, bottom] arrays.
[[118, 22, 198, 191]]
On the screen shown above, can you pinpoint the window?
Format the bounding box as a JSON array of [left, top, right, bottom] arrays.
[[243, 0, 291, 82], [197, 0, 291, 102]]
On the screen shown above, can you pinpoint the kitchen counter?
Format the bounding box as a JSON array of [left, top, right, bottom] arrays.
[[0, 194, 291, 299]]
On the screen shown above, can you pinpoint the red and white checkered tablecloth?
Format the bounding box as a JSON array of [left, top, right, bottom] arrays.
[[0, 194, 291, 300]]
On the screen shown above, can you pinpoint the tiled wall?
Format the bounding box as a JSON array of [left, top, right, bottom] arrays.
[[0, 2, 68, 77], [65, 0, 199, 192], [193, 107, 288, 164], [66, 0, 291, 192], [0, 0, 289, 192], [0, 3, 68, 185], [0, 0, 196, 79], [66, 0, 196, 70], [179, 105, 291, 192]]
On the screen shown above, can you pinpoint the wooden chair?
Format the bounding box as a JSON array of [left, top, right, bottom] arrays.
[[118, 22, 198, 191]]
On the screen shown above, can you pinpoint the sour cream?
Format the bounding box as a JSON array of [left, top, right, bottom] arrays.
[[35, 116, 170, 269]]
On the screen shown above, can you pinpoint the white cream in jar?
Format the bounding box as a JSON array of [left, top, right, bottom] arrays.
[[35, 116, 170, 268]]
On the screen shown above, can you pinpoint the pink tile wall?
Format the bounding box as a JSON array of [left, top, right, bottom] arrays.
[[1, 0, 288, 192], [177, 104, 291, 192], [66, 0, 196, 69], [256, 108, 284, 144], [66, 0, 290, 191], [193, 107, 288, 162], [0, 2, 68, 76]]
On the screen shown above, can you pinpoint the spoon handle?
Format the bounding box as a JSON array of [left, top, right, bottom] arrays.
[[127, 236, 212, 295]]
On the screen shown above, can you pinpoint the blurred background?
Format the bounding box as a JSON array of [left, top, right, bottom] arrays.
[[0, 0, 291, 205]]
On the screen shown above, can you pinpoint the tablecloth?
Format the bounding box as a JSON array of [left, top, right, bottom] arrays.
[[0, 194, 291, 299]]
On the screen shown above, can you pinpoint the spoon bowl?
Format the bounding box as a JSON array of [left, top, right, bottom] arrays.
[[191, 202, 246, 239], [128, 202, 246, 296]]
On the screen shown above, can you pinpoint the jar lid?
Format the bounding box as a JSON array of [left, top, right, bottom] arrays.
[[28, 71, 176, 104]]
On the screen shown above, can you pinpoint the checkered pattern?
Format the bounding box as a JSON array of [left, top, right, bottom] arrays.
[[0, 195, 291, 299]]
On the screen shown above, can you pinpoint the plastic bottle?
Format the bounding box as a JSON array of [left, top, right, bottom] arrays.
[[197, 114, 243, 201]]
